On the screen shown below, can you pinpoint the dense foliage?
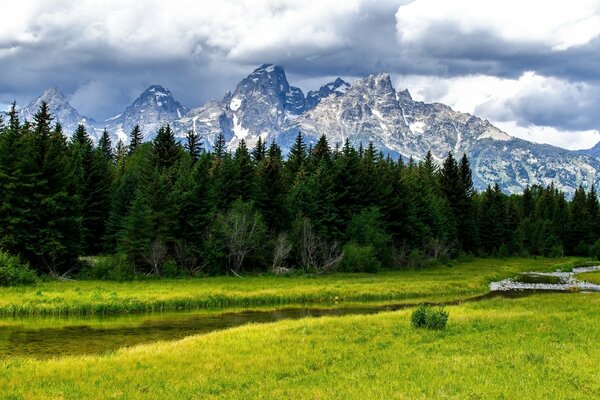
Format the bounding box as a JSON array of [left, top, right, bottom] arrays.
[[1, 102, 599, 277], [411, 305, 449, 330]]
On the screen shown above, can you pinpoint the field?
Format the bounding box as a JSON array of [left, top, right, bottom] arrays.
[[0, 257, 581, 316], [1, 257, 598, 399]]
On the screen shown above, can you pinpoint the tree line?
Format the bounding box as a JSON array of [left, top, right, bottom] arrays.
[[1, 102, 599, 278]]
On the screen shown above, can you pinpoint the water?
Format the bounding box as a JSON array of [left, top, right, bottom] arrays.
[[490, 265, 600, 292], [0, 302, 429, 359]]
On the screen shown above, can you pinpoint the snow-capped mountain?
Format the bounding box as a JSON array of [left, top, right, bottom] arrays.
[[103, 85, 189, 143], [284, 72, 600, 194], [305, 78, 350, 110], [17, 87, 97, 138], [10, 65, 600, 194]]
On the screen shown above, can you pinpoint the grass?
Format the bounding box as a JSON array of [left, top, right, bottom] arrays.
[[578, 269, 600, 284], [0, 257, 585, 316], [1, 292, 599, 399]]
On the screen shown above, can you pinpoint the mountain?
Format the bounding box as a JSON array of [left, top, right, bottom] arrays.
[[8, 65, 600, 195], [284, 72, 600, 194], [305, 77, 350, 110], [579, 141, 600, 158], [103, 85, 189, 142], [17, 87, 97, 138]]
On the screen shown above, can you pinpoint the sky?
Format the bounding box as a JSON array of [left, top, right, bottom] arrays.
[[1, 0, 600, 149]]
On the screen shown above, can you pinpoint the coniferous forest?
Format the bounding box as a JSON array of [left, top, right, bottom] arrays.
[[1, 102, 600, 279]]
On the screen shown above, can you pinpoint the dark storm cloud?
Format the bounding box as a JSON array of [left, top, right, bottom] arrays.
[[0, 0, 599, 135]]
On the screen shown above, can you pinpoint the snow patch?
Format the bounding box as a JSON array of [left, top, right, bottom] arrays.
[[232, 114, 250, 139], [409, 121, 426, 134], [479, 128, 511, 141], [230, 97, 242, 111]]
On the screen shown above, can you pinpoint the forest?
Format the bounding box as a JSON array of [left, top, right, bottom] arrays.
[[1, 101, 599, 280]]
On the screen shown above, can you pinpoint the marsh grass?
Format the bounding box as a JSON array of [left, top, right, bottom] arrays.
[[0, 257, 583, 316], [1, 293, 599, 399]]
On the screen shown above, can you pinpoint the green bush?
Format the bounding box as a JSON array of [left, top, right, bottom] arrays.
[[411, 305, 449, 330], [79, 254, 135, 281], [0, 250, 37, 286], [161, 258, 185, 278], [340, 244, 381, 273]]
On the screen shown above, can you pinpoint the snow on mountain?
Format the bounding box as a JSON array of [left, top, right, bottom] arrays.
[[103, 85, 189, 143], [17, 87, 98, 139], [305, 77, 351, 110], [283, 72, 600, 194]]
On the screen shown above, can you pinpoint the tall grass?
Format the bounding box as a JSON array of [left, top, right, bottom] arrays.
[[0, 257, 583, 317]]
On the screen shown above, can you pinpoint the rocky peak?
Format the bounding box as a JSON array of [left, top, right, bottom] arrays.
[[19, 87, 96, 136], [129, 85, 188, 115], [398, 88, 412, 102], [305, 77, 351, 110]]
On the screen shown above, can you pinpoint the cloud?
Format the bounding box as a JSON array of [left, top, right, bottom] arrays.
[[0, 0, 599, 148]]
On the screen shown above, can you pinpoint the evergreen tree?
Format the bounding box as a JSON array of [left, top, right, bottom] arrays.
[[251, 136, 266, 162], [151, 125, 181, 170], [286, 131, 307, 179], [128, 124, 143, 154], [255, 141, 285, 231], [184, 129, 202, 161], [98, 129, 113, 160], [232, 139, 254, 201]]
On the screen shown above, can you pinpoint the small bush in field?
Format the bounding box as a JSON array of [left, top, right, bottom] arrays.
[[340, 244, 381, 273], [411, 305, 449, 330], [0, 250, 37, 286], [79, 254, 135, 281]]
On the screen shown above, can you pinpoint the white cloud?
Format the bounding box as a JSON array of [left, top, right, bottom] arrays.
[[393, 72, 600, 150], [395, 0, 600, 51]]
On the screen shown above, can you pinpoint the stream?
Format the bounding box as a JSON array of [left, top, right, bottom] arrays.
[[1, 265, 598, 360]]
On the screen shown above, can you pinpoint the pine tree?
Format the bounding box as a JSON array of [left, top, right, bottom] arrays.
[[184, 130, 202, 161], [310, 134, 331, 168], [251, 136, 266, 162], [286, 131, 306, 179], [213, 132, 227, 160], [255, 141, 285, 231], [128, 124, 143, 154], [232, 139, 254, 201], [98, 129, 113, 161], [151, 125, 181, 170]]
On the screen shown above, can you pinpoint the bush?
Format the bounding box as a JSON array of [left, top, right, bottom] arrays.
[[340, 243, 381, 273], [161, 258, 185, 278], [411, 305, 449, 330], [79, 254, 135, 281], [0, 250, 37, 286]]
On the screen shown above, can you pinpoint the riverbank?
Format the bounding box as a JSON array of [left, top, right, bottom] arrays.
[[2, 292, 599, 399], [0, 257, 584, 316]]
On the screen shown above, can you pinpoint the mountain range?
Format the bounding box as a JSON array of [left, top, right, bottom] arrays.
[[3, 63, 600, 195]]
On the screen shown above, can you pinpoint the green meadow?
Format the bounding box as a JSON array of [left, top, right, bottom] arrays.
[[0, 257, 580, 316], [1, 257, 598, 399]]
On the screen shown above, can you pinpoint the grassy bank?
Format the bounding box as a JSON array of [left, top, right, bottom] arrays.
[[0, 257, 583, 316], [1, 292, 599, 399], [579, 269, 600, 284]]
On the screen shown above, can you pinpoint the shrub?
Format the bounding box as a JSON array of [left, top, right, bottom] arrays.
[[411, 305, 449, 330], [340, 243, 381, 273], [0, 250, 37, 286], [161, 258, 185, 278], [79, 254, 135, 281]]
